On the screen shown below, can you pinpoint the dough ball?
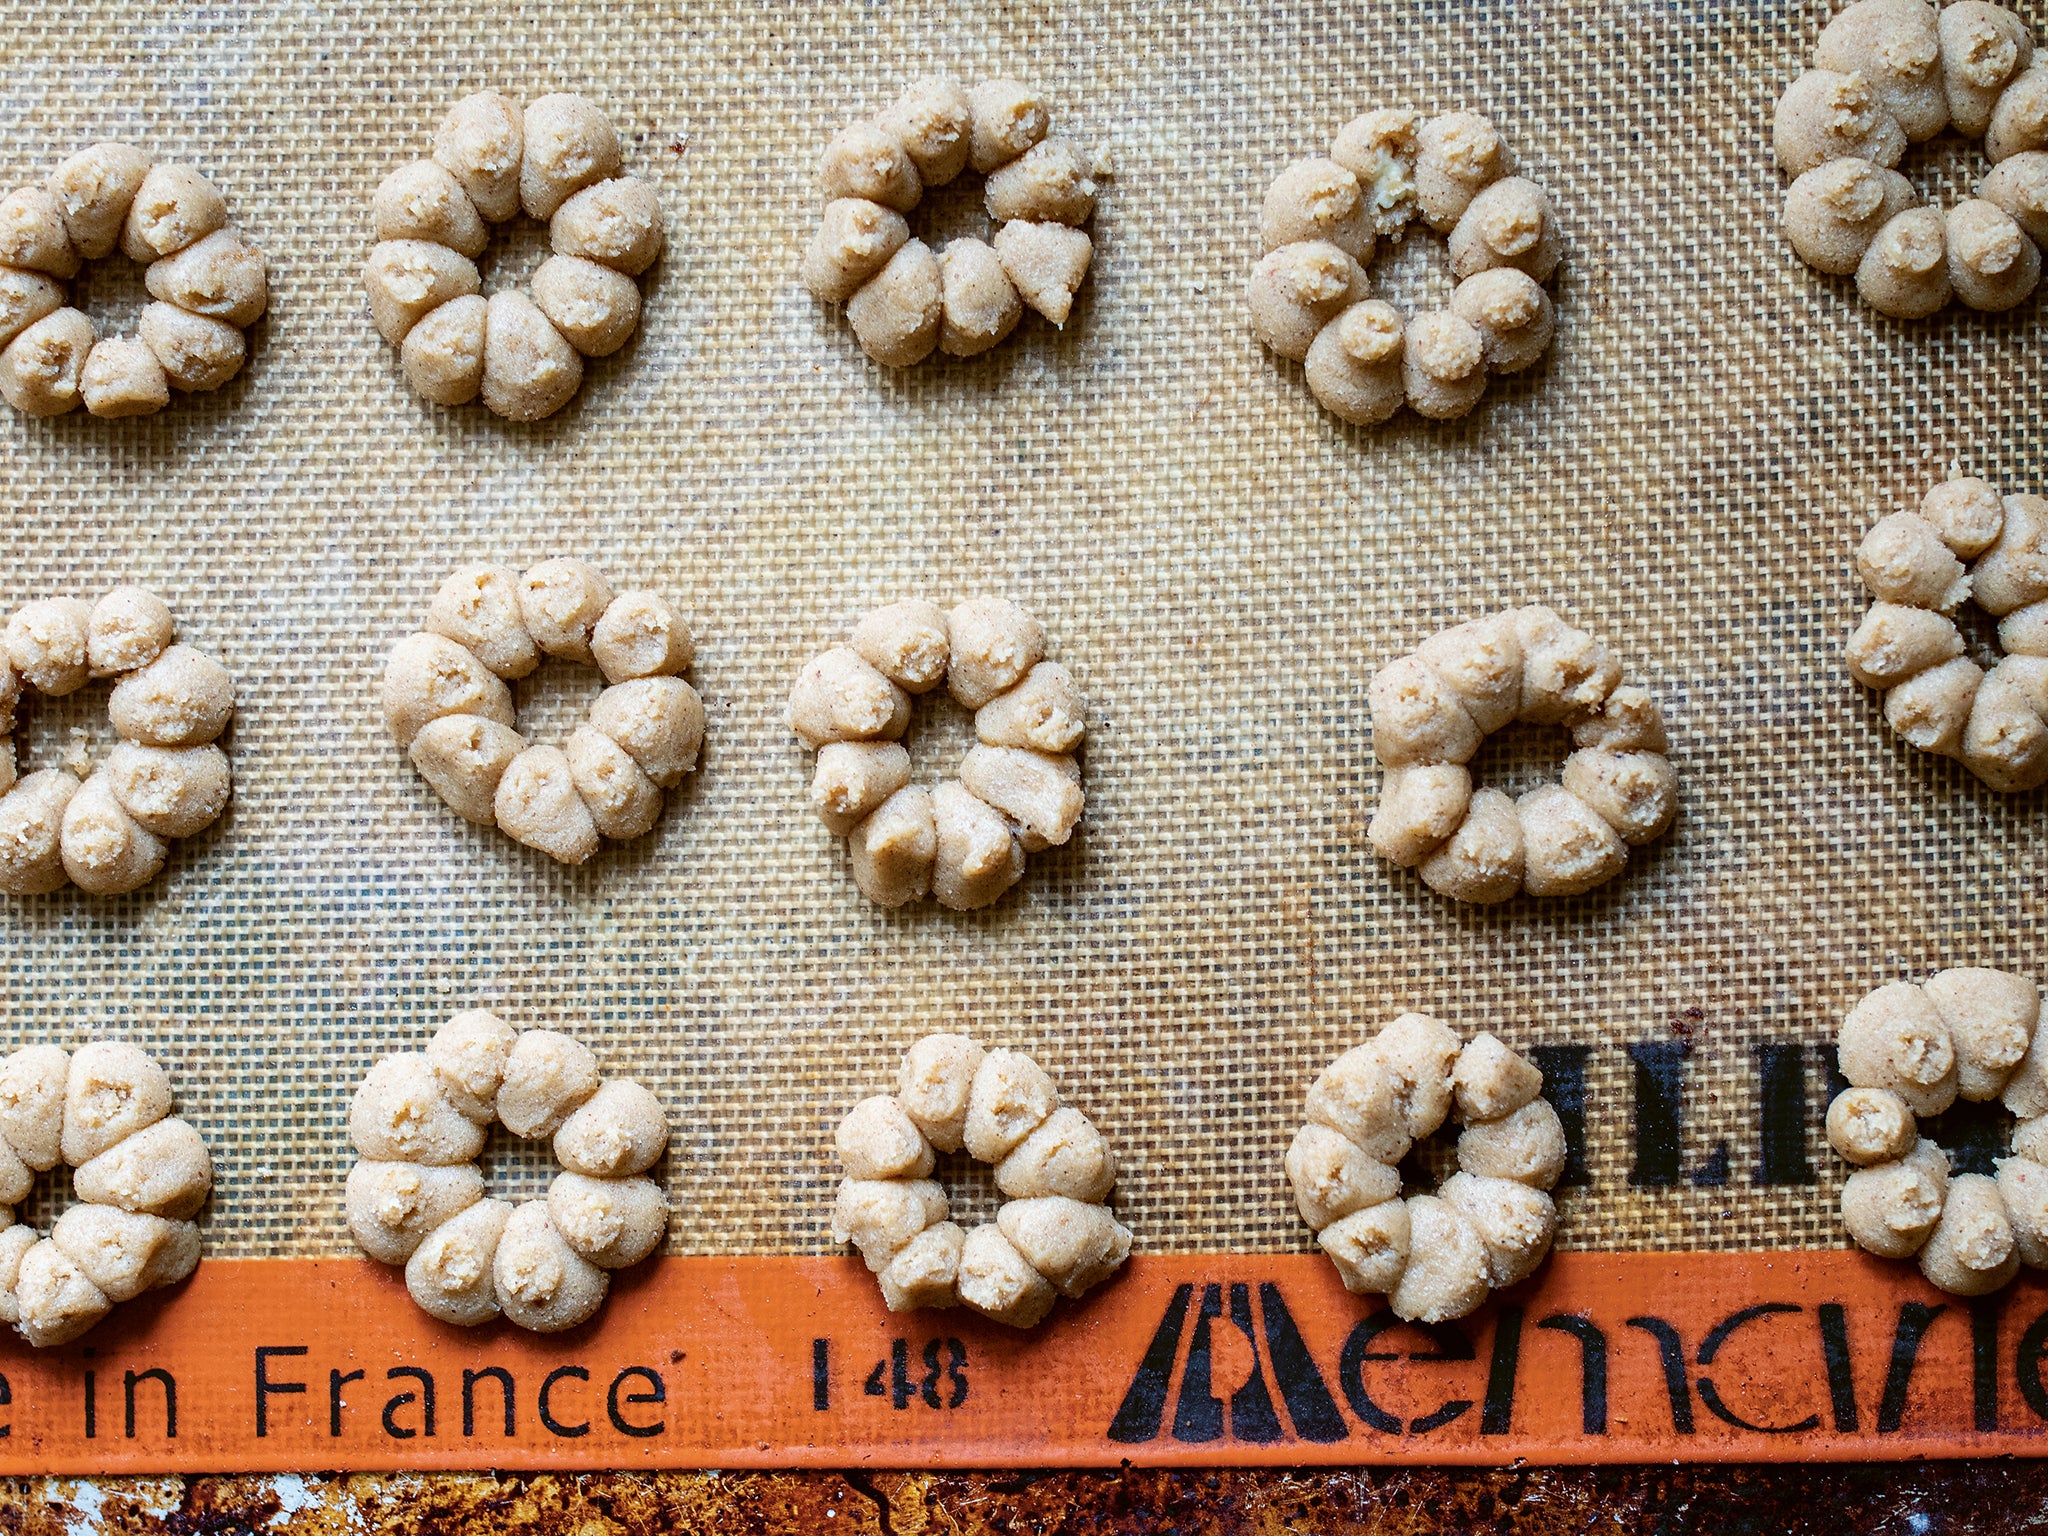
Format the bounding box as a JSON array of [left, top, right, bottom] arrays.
[[548, 1171, 667, 1268], [493, 1199, 609, 1332], [346, 1159, 484, 1264], [497, 1030, 601, 1139]]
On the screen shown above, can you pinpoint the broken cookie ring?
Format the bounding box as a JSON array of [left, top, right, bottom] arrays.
[[1287, 1014, 1561, 1324], [0, 588, 234, 896], [1366, 606, 1676, 903], [382, 560, 705, 866], [0, 144, 267, 417], [1250, 109, 1562, 425], [346, 1010, 670, 1333], [1775, 0, 2046, 319], [365, 91, 664, 420], [1830, 970, 2048, 1297], [831, 1032, 1129, 1328], [801, 77, 1098, 366], [0, 1040, 213, 1347], [787, 598, 1085, 911], [1846, 476, 2048, 790]]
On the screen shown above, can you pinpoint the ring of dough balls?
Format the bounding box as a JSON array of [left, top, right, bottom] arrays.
[[346, 1010, 671, 1334], [832, 1033, 1130, 1328], [0, 143, 268, 418], [382, 561, 705, 866], [1287, 1014, 1562, 1324], [1846, 477, 2048, 791], [800, 77, 1099, 367], [0, 589, 235, 896], [1829, 969, 2048, 1298], [1775, 0, 2048, 319], [787, 599, 1085, 911], [0, 1041, 214, 1347], [1250, 110, 1562, 425], [1366, 607, 1677, 904], [364, 91, 664, 420]]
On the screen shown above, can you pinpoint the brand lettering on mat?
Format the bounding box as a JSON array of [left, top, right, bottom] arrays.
[[1103, 1281, 2048, 1445]]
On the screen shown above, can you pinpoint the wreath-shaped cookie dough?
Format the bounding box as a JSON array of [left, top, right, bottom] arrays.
[[1847, 477, 2048, 790], [787, 599, 1085, 911], [1250, 110, 1562, 425], [800, 77, 1098, 366], [1366, 607, 1677, 903], [1830, 970, 2048, 1297], [365, 92, 664, 420], [1287, 1014, 1563, 1324], [831, 1033, 1129, 1328], [0, 1041, 213, 1347], [347, 1010, 670, 1333], [1776, 0, 2048, 318], [0, 144, 267, 418], [0, 589, 234, 896], [382, 561, 705, 866]]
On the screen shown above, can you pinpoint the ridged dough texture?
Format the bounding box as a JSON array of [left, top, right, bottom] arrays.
[[1774, 0, 2047, 318], [788, 598, 1084, 911], [1845, 477, 2048, 791], [364, 91, 663, 420], [830, 1032, 1129, 1328], [0, 143, 267, 418], [0, 588, 234, 897], [799, 77, 1099, 367], [345, 1010, 670, 1333], [1286, 1013, 1562, 1323], [1249, 109, 1563, 425], [1365, 605, 1677, 903], [0, 1040, 212, 1347], [1829, 969, 2048, 1297], [381, 561, 704, 865]]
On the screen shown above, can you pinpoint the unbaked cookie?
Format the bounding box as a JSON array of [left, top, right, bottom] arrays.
[[1830, 969, 2048, 1297], [1775, 0, 2046, 318], [365, 92, 663, 419], [801, 77, 1100, 366], [831, 1032, 1129, 1327], [1251, 110, 1562, 424], [1846, 477, 2048, 790], [0, 588, 234, 896], [0, 1040, 212, 1346], [788, 598, 1084, 910], [382, 561, 704, 864], [346, 1010, 669, 1332], [1287, 1014, 1562, 1323], [0, 144, 267, 417], [1366, 606, 1676, 902]]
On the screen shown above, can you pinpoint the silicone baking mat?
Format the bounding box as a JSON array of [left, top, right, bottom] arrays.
[[0, 0, 2041, 1471]]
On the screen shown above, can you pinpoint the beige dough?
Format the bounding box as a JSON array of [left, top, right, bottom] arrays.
[[1252, 110, 1562, 424], [789, 598, 1082, 911], [830, 1033, 1128, 1327], [802, 76, 1098, 366], [368, 91, 661, 419], [349, 1013, 670, 1331], [385, 563, 704, 863], [1290, 1015, 1560, 1323], [0, 1039, 211, 1346]]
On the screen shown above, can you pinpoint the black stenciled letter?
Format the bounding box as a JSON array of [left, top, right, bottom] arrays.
[[1107, 1283, 1193, 1444], [0, 1372, 11, 1439], [254, 1346, 308, 1438], [329, 1370, 364, 1438], [608, 1367, 665, 1438], [1877, 1302, 1947, 1434], [1696, 1304, 1820, 1434], [1528, 1046, 1592, 1185], [383, 1367, 436, 1440], [464, 1367, 515, 1437], [1627, 1041, 1686, 1187], [1537, 1315, 1607, 1435], [1625, 1317, 1694, 1434], [124, 1369, 176, 1439], [540, 1366, 591, 1437], [2016, 1309, 2048, 1420], [1755, 1042, 1815, 1185]]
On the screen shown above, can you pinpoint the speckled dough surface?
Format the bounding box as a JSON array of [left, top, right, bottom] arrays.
[[0, 0, 2045, 1278]]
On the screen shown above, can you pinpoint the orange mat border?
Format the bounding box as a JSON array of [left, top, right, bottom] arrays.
[[2, 1252, 2043, 1471]]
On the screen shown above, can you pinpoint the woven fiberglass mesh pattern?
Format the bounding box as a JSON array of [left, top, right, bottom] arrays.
[[0, 0, 2040, 1261]]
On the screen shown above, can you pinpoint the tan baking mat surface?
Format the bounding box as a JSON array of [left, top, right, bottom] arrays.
[[0, 0, 2039, 1263]]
